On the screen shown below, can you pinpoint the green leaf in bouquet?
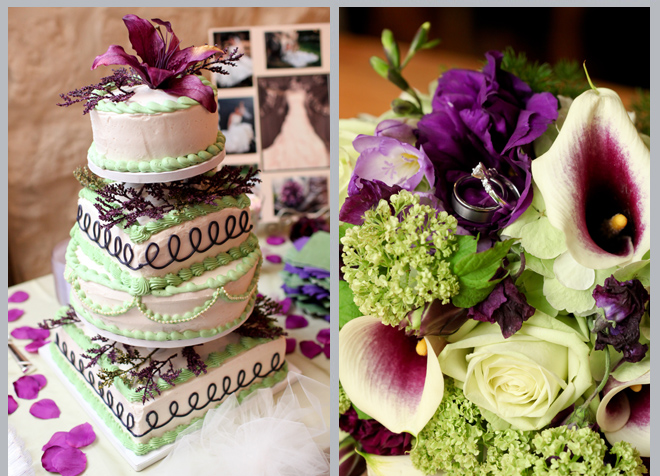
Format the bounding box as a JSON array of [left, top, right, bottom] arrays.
[[523, 252, 555, 279], [352, 403, 373, 421], [339, 280, 363, 330], [380, 29, 400, 68], [612, 259, 650, 287], [517, 270, 558, 317], [451, 283, 495, 309], [386, 67, 411, 94], [390, 98, 421, 116], [448, 234, 478, 269], [408, 22, 430, 56], [520, 215, 567, 259], [420, 38, 441, 50], [451, 238, 514, 279], [369, 56, 389, 80]]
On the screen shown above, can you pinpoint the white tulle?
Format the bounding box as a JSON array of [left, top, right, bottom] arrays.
[[159, 373, 329, 476], [8, 425, 35, 476]]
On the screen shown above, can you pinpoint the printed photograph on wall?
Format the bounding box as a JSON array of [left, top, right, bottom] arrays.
[[265, 30, 322, 69], [218, 96, 256, 154], [258, 75, 329, 171], [212, 30, 253, 88], [273, 174, 328, 216]]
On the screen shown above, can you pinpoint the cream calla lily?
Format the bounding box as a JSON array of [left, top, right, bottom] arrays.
[[339, 316, 445, 436], [531, 88, 650, 270], [361, 453, 443, 476]]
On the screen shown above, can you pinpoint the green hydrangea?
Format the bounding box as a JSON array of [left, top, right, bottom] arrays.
[[341, 190, 459, 325], [339, 382, 351, 415], [481, 428, 536, 475]]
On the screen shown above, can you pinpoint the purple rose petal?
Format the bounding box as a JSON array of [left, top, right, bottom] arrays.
[[30, 399, 61, 419], [279, 297, 293, 314], [322, 343, 330, 359], [13, 375, 41, 399], [8, 395, 18, 414], [300, 340, 323, 359], [25, 339, 51, 353], [52, 446, 87, 476], [42, 446, 65, 473], [66, 422, 96, 448], [285, 314, 308, 329], [9, 291, 29, 303], [316, 328, 330, 345], [266, 235, 286, 246], [285, 338, 297, 354], [11, 326, 50, 340], [42, 432, 70, 451], [266, 254, 282, 264], [32, 374, 48, 390], [8, 309, 24, 322]]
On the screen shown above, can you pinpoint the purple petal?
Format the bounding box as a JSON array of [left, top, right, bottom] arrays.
[[322, 343, 330, 359], [285, 314, 309, 329], [164, 75, 216, 113], [279, 297, 293, 314], [30, 399, 61, 419], [316, 328, 330, 345], [122, 14, 164, 67], [285, 338, 297, 354], [11, 326, 50, 340], [32, 374, 47, 390], [9, 291, 29, 303], [91, 44, 148, 83], [8, 395, 18, 414], [42, 432, 70, 451], [266, 254, 282, 264], [171, 45, 222, 71], [8, 309, 24, 322], [66, 423, 96, 448], [42, 446, 65, 473], [52, 446, 87, 476], [300, 340, 323, 359], [266, 235, 286, 246], [13, 375, 41, 399], [25, 339, 50, 353]]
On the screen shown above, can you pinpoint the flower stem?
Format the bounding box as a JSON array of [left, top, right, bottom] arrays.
[[583, 61, 599, 94], [584, 347, 611, 408]]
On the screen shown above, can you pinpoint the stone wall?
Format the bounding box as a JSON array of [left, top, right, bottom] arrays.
[[8, 7, 329, 284]]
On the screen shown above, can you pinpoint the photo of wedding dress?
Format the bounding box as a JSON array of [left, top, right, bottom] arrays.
[[215, 33, 253, 88], [265, 30, 321, 69], [220, 99, 256, 154], [259, 76, 329, 170]]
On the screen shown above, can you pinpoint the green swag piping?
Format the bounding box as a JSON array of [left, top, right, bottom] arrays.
[[78, 189, 251, 244], [50, 341, 287, 456], [88, 131, 226, 173]]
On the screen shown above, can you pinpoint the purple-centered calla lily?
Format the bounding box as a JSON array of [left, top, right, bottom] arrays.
[[596, 367, 649, 457], [339, 316, 445, 436], [92, 15, 222, 112], [531, 88, 650, 269]]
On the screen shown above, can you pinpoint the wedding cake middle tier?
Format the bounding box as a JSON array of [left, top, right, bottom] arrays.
[[65, 181, 260, 344]]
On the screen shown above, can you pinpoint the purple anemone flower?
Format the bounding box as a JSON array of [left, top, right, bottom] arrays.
[[92, 15, 224, 112]]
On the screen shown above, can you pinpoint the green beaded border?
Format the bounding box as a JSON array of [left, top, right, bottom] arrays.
[[88, 131, 226, 174], [49, 341, 288, 456]]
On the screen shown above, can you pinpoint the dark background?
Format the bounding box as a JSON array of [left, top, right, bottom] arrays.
[[339, 7, 650, 89]]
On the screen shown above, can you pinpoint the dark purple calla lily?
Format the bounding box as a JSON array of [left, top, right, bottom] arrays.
[[92, 15, 223, 112]]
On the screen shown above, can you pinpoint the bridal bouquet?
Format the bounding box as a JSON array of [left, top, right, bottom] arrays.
[[338, 24, 650, 476]]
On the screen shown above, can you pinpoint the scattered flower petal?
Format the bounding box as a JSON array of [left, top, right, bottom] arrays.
[[316, 328, 330, 345], [9, 291, 29, 303], [8, 395, 18, 414], [11, 326, 50, 340], [13, 375, 41, 399], [32, 374, 48, 390], [279, 298, 293, 314], [265, 254, 282, 264], [285, 314, 308, 329], [322, 343, 330, 359], [266, 235, 286, 246], [25, 339, 51, 353], [285, 338, 296, 354], [42, 446, 65, 473], [30, 399, 61, 419], [42, 432, 70, 451], [66, 423, 96, 448], [8, 309, 24, 322], [52, 446, 87, 476], [300, 340, 323, 359]]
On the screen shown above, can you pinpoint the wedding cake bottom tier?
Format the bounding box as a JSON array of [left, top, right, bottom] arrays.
[[49, 322, 287, 456]]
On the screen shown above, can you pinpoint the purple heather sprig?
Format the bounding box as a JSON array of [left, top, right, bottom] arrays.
[[132, 356, 181, 403], [182, 346, 207, 377], [39, 306, 81, 330], [235, 295, 287, 339], [57, 68, 140, 115]]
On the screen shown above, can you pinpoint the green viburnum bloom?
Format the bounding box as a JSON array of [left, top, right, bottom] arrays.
[[341, 190, 460, 325]]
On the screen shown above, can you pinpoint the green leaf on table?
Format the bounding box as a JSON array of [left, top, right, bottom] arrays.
[[339, 280, 362, 330]]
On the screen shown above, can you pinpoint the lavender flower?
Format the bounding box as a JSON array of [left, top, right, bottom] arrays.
[[182, 346, 207, 377]]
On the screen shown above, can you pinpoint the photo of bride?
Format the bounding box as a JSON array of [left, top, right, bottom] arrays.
[[258, 75, 329, 171], [265, 30, 322, 69], [213, 31, 253, 88], [218, 97, 257, 155]]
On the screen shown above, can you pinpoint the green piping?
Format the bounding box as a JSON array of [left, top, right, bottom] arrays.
[[50, 342, 287, 456], [78, 188, 251, 244], [88, 131, 225, 174], [69, 228, 259, 294]]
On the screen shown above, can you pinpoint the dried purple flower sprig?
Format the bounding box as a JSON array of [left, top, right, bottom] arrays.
[[82, 336, 208, 403], [58, 68, 141, 115], [39, 306, 81, 330], [74, 165, 260, 229], [235, 295, 287, 340]]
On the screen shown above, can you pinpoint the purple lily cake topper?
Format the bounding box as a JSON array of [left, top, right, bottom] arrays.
[[59, 14, 242, 114]]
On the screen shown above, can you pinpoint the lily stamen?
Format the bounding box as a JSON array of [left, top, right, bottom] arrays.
[[604, 213, 628, 236], [416, 339, 428, 356]]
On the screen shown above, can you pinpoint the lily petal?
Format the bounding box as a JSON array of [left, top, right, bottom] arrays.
[[123, 14, 166, 67], [596, 370, 649, 457], [339, 316, 444, 436], [164, 75, 216, 113], [91, 44, 148, 83], [532, 88, 650, 269]]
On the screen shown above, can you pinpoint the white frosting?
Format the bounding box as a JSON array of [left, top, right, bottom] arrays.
[[89, 85, 218, 163], [56, 327, 286, 442], [77, 196, 253, 277]]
